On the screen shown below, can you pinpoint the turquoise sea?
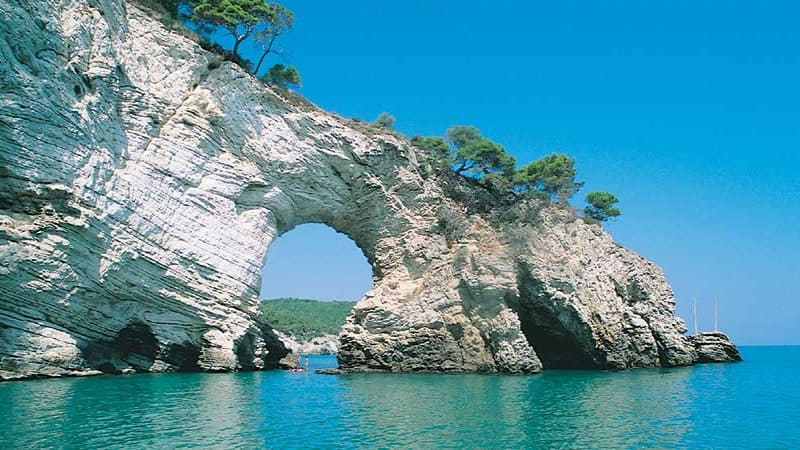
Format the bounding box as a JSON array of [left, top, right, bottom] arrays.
[[1, 346, 798, 448]]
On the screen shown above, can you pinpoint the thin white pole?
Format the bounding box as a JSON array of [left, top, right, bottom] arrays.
[[714, 297, 718, 332], [693, 298, 698, 335]]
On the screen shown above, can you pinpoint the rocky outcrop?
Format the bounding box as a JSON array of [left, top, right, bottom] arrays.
[[337, 205, 699, 373], [275, 331, 339, 355], [688, 332, 742, 363], [0, 0, 737, 380]]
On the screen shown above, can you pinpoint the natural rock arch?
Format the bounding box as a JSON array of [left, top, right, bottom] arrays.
[[0, 0, 723, 380]]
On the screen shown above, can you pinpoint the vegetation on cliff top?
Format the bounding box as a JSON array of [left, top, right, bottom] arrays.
[[137, 0, 300, 87], [260, 298, 356, 340], [411, 126, 621, 223], [583, 192, 621, 223], [371, 113, 396, 130]]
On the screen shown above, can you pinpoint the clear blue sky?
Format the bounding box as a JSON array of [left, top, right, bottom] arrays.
[[254, 0, 799, 345]]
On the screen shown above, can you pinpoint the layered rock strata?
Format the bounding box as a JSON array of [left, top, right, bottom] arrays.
[[688, 332, 742, 363], [0, 0, 737, 380]]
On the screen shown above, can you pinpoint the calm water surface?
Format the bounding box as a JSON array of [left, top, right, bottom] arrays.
[[2, 347, 798, 448]]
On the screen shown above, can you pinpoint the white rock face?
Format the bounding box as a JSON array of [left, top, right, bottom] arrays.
[[274, 331, 339, 356], [0, 0, 729, 380]]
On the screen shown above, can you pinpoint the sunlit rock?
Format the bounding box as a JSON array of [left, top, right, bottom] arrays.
[[274, 331, 339, 356], [688, 332, 742, 363], [0, 0, 734, 380]]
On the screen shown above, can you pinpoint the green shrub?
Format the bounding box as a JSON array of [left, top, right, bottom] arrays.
[[446, 126, 515, 179], [513, 153, 583, 204], [583, 191, 621, 222], [371, 112, 396, 129], [263, 64, 301, 88]]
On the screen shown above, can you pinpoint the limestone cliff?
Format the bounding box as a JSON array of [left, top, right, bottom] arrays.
[[0, 0, 738, 380]]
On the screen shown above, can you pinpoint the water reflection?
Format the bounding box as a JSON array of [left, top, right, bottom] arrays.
[[2, 373, 74, 447], [2, 349, 798, 448], [527, 369, 692, 447], [192, 372, 264, 448], [1, 372, 266, 448], [253, 357, 364, 448], [336, 374, 520, 447], [338, 367, 693, 448], [0, 364, 694, 448]]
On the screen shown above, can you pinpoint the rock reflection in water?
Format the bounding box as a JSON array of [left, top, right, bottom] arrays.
[[337, 367, 692, 447], [2, 350, 796, 448], [1, 373, 265, 448]]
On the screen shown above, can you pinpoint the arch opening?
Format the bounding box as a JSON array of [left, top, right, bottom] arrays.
[[257, 223, 375, 356]]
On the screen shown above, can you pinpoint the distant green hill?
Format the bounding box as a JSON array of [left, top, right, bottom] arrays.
[[260, 298, 357, 340]]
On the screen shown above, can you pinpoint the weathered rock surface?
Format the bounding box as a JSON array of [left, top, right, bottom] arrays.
[[688, 332, 742, 363], [275, 331, 339, 355], [277, 352, 300, 370], [0, 0, 737, 380]]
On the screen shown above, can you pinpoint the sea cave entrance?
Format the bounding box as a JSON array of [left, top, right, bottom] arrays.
[[511, 266, 605, 370], [258, 224, 374, 357]]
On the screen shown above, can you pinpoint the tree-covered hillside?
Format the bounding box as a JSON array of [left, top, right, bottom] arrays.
[[260, 298, 357, 340]]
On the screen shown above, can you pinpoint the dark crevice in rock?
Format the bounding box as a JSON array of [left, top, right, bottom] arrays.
[[446, 323, 464, 340], [513, 265, 604, 369], [0, 172, 81, 216], [80, 341, 116, 373], [115, 321, 159, 370], [612, 278, 649, 306], [256, 322, 290, 369], [81, 320, 160, 373], [162, 342, 202, 371], [234, 333, 257, 370], [514, 303, 599, 369]]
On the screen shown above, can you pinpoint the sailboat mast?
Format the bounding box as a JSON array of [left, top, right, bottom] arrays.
[[714, 297, 718, 332], [693, 298, 698, 335]]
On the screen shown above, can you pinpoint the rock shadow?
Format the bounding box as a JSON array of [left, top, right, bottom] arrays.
[[82, 320, 159, 373], [512, 264, 605, 369]]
